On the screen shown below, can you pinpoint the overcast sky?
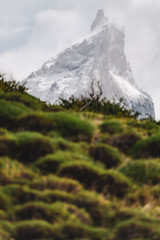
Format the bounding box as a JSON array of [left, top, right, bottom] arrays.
[[0, 0, 160, 119]]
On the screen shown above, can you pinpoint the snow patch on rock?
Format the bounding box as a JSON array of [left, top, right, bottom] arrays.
[[22, 9, 155, 119]]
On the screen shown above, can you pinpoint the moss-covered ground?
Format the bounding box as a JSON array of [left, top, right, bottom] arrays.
[[0, 79, 160, 239]]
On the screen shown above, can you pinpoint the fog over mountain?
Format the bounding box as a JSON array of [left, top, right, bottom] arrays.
[[23, 10, 155, 119]]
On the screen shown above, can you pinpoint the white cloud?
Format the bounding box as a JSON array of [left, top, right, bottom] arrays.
[[0, 9, 87, 79], [132, 0, 159, 7]]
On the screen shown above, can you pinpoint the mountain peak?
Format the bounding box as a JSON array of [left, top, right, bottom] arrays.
[[96, 9, 105, 18], [23, 9, 155, 119], [90, 9, 108, 32]]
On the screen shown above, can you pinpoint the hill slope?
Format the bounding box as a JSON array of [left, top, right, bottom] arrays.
[[0, 78, 160, 239]]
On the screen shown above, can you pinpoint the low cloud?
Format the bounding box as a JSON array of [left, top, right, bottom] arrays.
[[0, 9, 87, 79]]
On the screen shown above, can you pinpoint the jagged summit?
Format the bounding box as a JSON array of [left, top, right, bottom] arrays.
[[90, 9, 108, 32], [97, 9, 105, 17], [22, 10, 155, 119]]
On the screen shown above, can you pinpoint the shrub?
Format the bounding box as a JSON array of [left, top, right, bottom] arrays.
[[39, 190, 75, 204], [0, 99, 31, 118], [58, 162, 131, 198], [99, 119, 125, 135], [139, 121, 160, 133], [14, 202, 58, 222], [0, 211, 7, 220], [0, 157, 36, 183], [114, 220, 159, 240], [0, 171, 11, 185], [50, 137, 70, 151], [58, 161, 102, 190], [29, 175, 82, 193], [14, 206, 92, 239], [120, 161, 160, 185], [52, 222, 108, 240], [0, 132, 53, 163], [18, 113, 53, 133], [0, 193, 10, 211], [151, 185, 160, 200], [47, 112, 94, 141], [75, 191, 110, 226], [34, 151, 76, 174], [18, 112, 94, 141], [15, 132, 53, 163], [2, 185, 40, 204], [59, 92, 134, 118], [98, 170, 131, 198], [3, 91, 45, 110], [0, 99, 31, 129], [106, 132, 141, 154], [112, 208, 135, 226], [2, 184, 75, 205], [33, 154, 63, 174], [14, 220, 55, 240], [127, 119, 160, 134], [89, 143, 123, 168], [34, 151, 92, 174], [132, 134, 160, 158], [0, 137, 17, 157], [0, 75, 26, 93], [49, 202, 91, 225]]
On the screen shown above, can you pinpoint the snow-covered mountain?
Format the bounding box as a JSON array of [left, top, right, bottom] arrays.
[[22, 9, 155, 119]]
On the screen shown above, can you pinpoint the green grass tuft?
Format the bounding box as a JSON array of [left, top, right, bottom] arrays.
[[99, 119, 125, 135], [89, 143, 123, 168], [19, 112, 94, 141], [120, 160, 160, 185], [132, 134, 160, 158], [15, 132, 54, 163], [29, 174, 82, 193]]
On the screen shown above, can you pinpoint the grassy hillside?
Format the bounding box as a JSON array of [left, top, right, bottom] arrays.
[[0, 77, 160, 240]]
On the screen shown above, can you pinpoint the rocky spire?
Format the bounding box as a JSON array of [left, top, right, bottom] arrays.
[[23, 9, 155, 119], [90, 9, 108, 32]]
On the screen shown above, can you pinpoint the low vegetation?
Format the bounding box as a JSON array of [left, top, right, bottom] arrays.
[[89, 143, 123, 168], [0, 74, 160, 239]]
